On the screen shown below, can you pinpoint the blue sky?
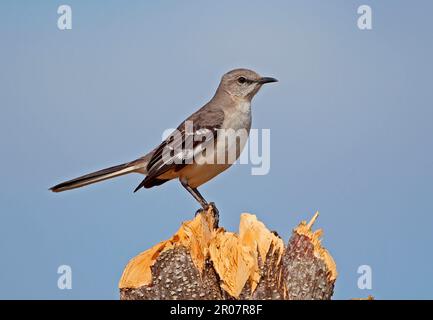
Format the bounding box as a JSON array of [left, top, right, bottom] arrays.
[[0, 0, 432, 299]]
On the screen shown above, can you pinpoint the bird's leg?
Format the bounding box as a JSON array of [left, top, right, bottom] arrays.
[[180, 180, 219, 228], [180, 180, 208, 209]]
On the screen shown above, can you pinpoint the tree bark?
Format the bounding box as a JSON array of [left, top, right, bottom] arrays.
[[119, 209, 337, 300]]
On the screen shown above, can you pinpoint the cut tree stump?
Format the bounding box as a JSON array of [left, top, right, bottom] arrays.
[[119, 208, 337, 300]]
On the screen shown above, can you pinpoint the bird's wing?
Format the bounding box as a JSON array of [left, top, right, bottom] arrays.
[[134, 106, 225, 191]]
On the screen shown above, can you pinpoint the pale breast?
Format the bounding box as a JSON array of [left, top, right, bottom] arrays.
[[222, 100, 251, 159], [223, 100, 252, 131]]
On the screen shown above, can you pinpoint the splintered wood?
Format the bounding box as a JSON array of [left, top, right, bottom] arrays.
[[119, 210, 337, 300], [119, 207, 216, 289], [208, 214, 284, 297]]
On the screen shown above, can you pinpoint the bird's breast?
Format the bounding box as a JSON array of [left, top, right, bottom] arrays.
[[222, 100, 252, 131]]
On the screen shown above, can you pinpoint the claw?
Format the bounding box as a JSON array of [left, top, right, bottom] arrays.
[[195, 208, 203, 217], [194, 202, 219, 229]]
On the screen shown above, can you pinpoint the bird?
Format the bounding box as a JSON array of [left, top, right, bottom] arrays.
[[50, 68, 277, 217]]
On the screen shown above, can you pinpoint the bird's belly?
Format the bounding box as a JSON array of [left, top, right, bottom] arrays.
[[179, 128, 249, 188], [179, 163, 231, 188]]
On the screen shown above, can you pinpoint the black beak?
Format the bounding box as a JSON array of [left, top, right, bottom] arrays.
[[257, 77, 278, 84]]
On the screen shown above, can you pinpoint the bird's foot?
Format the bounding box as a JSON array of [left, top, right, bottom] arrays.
[[194, 202, 219, 229]]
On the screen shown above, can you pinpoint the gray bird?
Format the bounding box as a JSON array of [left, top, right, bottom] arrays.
[[50, 68, 277, 215]]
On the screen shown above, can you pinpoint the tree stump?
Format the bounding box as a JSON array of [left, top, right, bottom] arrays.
[[119, 209, 337, 300]]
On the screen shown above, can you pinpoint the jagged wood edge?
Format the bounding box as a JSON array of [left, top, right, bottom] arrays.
[[120, 211, 336, 300]]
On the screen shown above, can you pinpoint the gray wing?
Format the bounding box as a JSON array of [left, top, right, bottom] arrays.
[[133, 106, 225, 191]]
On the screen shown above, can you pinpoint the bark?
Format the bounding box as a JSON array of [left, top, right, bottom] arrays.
[[119, 209, 337, 300]]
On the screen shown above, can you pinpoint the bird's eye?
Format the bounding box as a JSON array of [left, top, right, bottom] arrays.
[[237, 77, 247, 84]]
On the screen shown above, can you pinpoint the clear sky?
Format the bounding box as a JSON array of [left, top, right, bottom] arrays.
[[0, 0, 432, 299]]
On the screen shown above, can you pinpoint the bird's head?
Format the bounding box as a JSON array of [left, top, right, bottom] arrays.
[[219, 68, 278, 101]]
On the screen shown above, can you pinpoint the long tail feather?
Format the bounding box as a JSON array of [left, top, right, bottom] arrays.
[[50, 161, 143, 192]]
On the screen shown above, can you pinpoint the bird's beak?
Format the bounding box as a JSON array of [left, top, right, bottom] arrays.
[[257, 77, 278, 84]]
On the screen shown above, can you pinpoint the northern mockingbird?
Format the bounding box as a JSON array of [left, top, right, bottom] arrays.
[[51, 68, 277, 216]]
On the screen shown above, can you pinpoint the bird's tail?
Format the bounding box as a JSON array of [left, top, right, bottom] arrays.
[[50, 157, 149, 193]]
